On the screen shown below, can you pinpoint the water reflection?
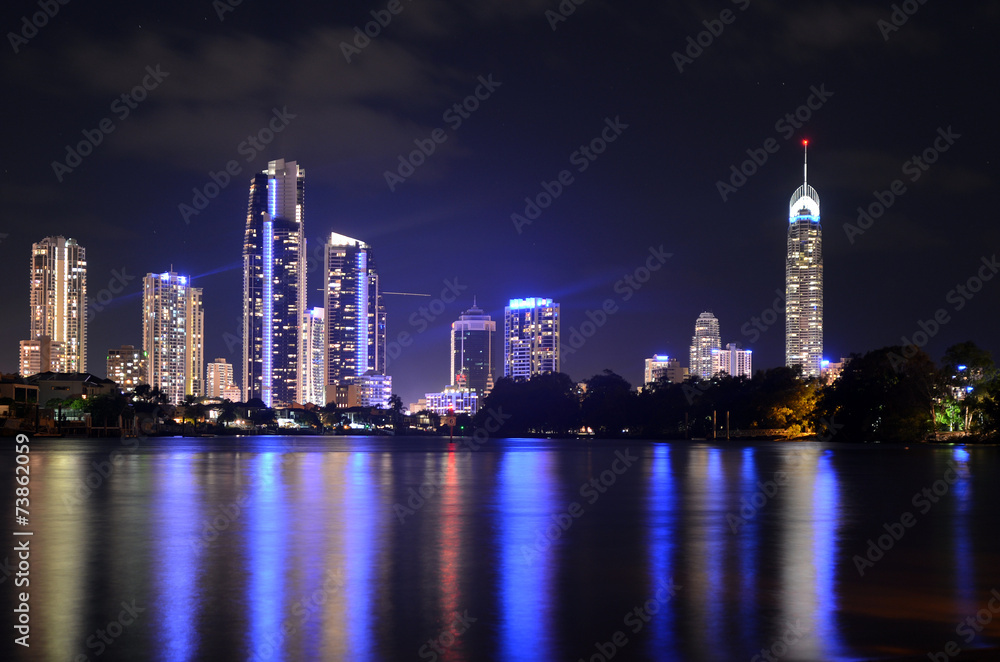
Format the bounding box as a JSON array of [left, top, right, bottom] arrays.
[[951, 448, 973, 613], [342, 452, 378, 660], [737, 446, 759, 645], [438, 443, 465, 661], [156, 453, 202, 661], [779, 447, 846, 660], [247, 453, 286, 661], [498, 451, 556, 661], [646, 444, 676, 656], [10, 437, 1000, 662]]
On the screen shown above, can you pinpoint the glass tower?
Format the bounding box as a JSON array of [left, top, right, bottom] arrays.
[[450, 301, 495, 394], [242, 159, 306, 407], [324, 233, 386, 390], [785, 141, 823, 377]]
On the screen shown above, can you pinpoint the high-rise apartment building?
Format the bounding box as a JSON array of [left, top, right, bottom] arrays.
[[107, 345, 146, 389], [450, 301, 495, 396], [242, 158, 306, 407], [786, 141, 823, 377], [689, 311, 721, 380], [143, 271, 203, 404], [19, 236, 87, 374], [19, 337, 65, 377], [206, 358, 236, 399], [711, 342, 753, 378], [504, 298, 559, 380], [302, 308, 326, 405], [324, 232, 386, 403]]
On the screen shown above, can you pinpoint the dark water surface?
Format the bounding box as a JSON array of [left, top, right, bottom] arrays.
[[3, 436, 999, 661]]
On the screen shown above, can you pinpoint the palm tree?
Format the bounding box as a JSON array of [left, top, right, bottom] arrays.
[[388, 393, 403, 431]]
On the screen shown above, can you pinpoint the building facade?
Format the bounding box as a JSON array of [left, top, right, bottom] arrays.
[[242, 158, 306, 407], [107, 345, 146, 390], [786, 141, 823, 377], [425, 386, 479, 416], [143, 271, 204, 404], [451, 302, 495, 396], [324, 233, 386, 391], [20, 337, 66, 378], [353, 373, 392, 409], [504, 298, 560, 380], [206, 358, 236, 399], [711, 342, 753, 378], [689, 311, 721, 380], [644, 355, 687, 385], [20, 236, 87, 374]]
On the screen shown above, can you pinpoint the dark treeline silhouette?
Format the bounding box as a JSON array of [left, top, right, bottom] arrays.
[[473, 343, 1000, 442]]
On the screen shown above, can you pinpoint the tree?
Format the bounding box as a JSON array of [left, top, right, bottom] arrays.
[[476, 373, 580, 435], [817, 346, 936, 442], [217, 400, 237, 428], [388, 393, 404, 431], [941, 342, 995, 433], [581, 370, 634, 436]]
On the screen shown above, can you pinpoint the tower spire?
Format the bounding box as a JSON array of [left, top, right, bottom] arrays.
[[803, 139, 808, 187]]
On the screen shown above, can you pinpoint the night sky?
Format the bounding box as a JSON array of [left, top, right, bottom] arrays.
[[2, 0, 997, 406]]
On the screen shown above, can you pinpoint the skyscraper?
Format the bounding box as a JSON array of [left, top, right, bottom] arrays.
[[19, 236, 87, 375], [504, 298, 560, 380], [242, 158, 306, 407], [450, 301, 495, 395], [785, 141, 823, 377], [689, 311, 721, 380], [143, 271, 204, 404], [324, 232, 386, 402], [302, 307, 325, 405]]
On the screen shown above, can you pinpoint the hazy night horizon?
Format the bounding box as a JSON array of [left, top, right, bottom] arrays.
[[3, 1, 1000, 661]]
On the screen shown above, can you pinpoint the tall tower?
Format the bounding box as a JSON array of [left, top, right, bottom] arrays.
[[451, 301, 495, 394], [143, 271, 204, 404], [242, 158, 306, 407], [324, 233, 386, 391], [785, 140, 823, 377], [689, 311, 721, 379], [504, 298, 559, 380], [19, 236, 87, 375]]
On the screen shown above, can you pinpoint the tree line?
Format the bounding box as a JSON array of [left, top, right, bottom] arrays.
[[471, 342, 1000, 443]]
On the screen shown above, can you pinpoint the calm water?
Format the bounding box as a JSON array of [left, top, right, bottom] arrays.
[[2, 436, 998, 662]]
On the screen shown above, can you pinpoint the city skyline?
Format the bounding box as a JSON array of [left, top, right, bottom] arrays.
[[0, 2, 996, 407]]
